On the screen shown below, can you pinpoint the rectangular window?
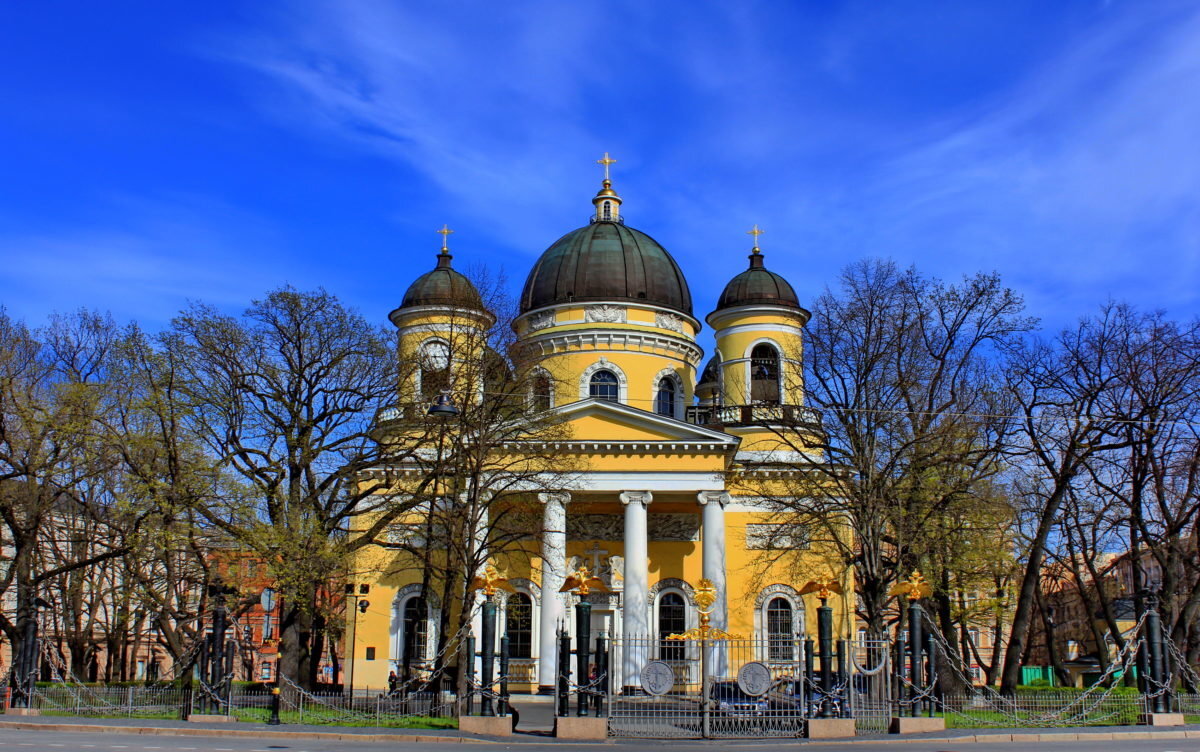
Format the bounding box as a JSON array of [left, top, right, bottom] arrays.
[[262, 614, 274, 641], [260, 662, 272, 680], [365, 647, 376, 661]]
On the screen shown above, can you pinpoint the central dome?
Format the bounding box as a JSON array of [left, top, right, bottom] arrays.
[[519, 222, 693, 316]]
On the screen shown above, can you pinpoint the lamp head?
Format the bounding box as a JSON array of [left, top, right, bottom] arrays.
[[427, 392, 459, 418]]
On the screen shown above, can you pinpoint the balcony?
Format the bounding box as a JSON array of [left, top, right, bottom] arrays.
[[685, 403, 822, 430]]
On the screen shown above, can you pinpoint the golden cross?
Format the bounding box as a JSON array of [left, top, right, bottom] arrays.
[[596, 152, 617, 181], [747, 224, 764, 252], [437, 224, 454, 251]]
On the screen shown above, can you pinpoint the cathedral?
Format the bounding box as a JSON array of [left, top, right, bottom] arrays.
[[347, 157, 853, 694]]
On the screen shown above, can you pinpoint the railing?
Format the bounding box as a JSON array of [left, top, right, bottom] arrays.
[[686, 404, 822, 429]]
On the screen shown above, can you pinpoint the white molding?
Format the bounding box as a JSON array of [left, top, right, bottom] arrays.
[[706, 304, 809, 330], [548, 397, 739, 444], [579, 357, 628, 403], [517, 300, 702, 333], [650, 367, 684, 420], [522, 329, 704, 367], [753, 584, 806, 643], [619, 490, 653, 506], [714, 322, 803, 339]]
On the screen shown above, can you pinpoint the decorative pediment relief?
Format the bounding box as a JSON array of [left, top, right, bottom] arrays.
[[585, 305, 626, 324], [655, 311, 684, 333], [567, 514, 699, 542]]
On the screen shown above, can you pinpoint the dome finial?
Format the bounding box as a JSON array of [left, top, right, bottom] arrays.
[[592, 152, 623, 223], [747, 224, 764, 254], [436, 224, 454, 267], [746, 225, 765, 267]]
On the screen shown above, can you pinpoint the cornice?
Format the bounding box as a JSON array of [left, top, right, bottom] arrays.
[[518, 328, 704, 366]]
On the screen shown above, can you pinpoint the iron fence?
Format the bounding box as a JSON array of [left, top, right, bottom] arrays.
[[606, 636, 810, 738], [30, 685, 189, 719]]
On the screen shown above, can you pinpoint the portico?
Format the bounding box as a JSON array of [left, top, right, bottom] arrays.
[[531, 483, 734, 692]]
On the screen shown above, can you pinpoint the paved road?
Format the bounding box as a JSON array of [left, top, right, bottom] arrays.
[[1, 727, 1200, 752]]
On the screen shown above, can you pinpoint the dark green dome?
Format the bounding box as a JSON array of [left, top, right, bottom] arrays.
[[520, 221, 692, 316], [715, 252, 801, 310], [400, 251, 483, 309]]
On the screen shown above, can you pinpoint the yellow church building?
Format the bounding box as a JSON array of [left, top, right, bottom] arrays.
[[347, 158, 852, 695]]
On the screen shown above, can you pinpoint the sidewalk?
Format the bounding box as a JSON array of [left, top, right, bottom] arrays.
[[0, 712, 1197, 745]]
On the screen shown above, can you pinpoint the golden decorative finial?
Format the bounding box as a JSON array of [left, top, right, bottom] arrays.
[[666, 578, 743, 640], [889, 570, 933, 601], [799, 578, 844, 601], [747, 224, 764, 254], [596, 152, 617, 181], [469, 564, 515, 598], [560, 565, 608, 597], [437, 224, 454, 252]]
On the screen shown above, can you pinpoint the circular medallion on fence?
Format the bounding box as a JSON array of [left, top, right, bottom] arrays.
[[737, 661, 772, 697], [640, 661, 675, 696]]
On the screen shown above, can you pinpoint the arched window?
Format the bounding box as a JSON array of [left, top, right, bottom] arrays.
[[658, 592, 686, 661], [655, 377, 677, 417], [750, 343, 781, 404], [505, 593, 534, 659], [603, 201, 612, 220], [766, 597, 794, 661], [532, 374, 552, 412], [589, 369, 619, 402], [402, 598, 428, 661]]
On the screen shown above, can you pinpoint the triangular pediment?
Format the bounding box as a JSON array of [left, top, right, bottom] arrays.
[[548, 398, 740, 448]]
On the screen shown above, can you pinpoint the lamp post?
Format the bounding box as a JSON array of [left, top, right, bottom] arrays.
[[344, 583, 370, 699]]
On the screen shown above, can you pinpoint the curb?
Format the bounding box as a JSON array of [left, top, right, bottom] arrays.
[[0, 720, 495, 744], [812, 729, 1200, 745]]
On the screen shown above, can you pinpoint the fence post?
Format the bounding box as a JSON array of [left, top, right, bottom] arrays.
[[804, 638, 815, 716], [817, 598, 834, 718], [593, 633, 606, 717], [907, 600, 923, 718], [127, 686, 134, 717], [498, 635, 510, 718], [1146, 607, 1166, 714], [575, 599, 591, 717], [836, 639, 848, 719], [480, 599, 497, 717], [556, 627, 571, 718]]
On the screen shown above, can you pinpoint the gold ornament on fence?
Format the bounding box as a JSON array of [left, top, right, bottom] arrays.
[[469, 564, 516, 597], [798, 579, 844, 601], [667, 578, 743, 640], [888, 570, 933, 601], [559, 565, 609, 596]]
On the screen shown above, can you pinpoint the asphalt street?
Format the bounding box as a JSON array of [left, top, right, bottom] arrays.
[[1, 727, 1200, 752]]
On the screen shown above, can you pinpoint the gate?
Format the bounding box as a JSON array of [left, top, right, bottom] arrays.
[[846, 638, 893, 734], [607, 636, 809, 738]]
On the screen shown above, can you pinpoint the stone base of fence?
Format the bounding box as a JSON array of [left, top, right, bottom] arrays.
[[458, 715, 512, 736], [890, 716, 945, 734], [1140, 713, 1185, 727], [555, 716, 607, 739], [187, 714, 238, 723], [6, 709, 40, 717], [806, 718, 856, 738]]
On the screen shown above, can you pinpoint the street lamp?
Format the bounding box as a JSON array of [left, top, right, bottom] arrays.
[[344, 583, 370, 698], [427, 392, 459, 418]]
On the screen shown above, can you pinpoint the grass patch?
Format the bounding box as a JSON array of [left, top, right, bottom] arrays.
[[231, 707, 457, 729]]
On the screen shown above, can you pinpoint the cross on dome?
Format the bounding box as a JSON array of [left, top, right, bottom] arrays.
[[747, 224, 764, 254], [437, 224, 454, 252]]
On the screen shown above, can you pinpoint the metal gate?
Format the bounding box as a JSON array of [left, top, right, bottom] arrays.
[[847, 638, 893, 734], [606, 637, 809, 738]]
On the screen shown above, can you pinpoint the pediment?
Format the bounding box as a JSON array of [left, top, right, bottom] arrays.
[[549, 398, 740, 447]]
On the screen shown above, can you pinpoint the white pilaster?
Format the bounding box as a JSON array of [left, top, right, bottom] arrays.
[[536, 491, 569, 692], [620, 490, 652, 689]]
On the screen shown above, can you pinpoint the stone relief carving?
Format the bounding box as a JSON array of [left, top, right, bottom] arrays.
[[585, 305, 627, 324], [566, 514, 699, 542], [528, 311, 556, 331], [745, 523, 809, 550], [655, 311, 684, 333]]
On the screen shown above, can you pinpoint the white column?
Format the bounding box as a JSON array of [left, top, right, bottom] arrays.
[[697, 491, 730, 630], [620, 490, 652, 689], [536, 491, 569, 693], [699, 491, 730, 676]]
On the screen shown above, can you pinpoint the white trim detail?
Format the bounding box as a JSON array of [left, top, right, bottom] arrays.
[[650, 367, 684, 420], [753, 584, 806, 653], [580, 358, 629, 403], [715, 322, 803, 339]]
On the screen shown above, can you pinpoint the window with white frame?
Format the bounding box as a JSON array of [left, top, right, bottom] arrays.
[[657, 592, 686, 661], [589, 369, 619, 402], [766, 597, 795, 661]]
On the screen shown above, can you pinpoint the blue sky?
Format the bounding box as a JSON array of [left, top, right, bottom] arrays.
[[2, 1, 1198, 343]]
